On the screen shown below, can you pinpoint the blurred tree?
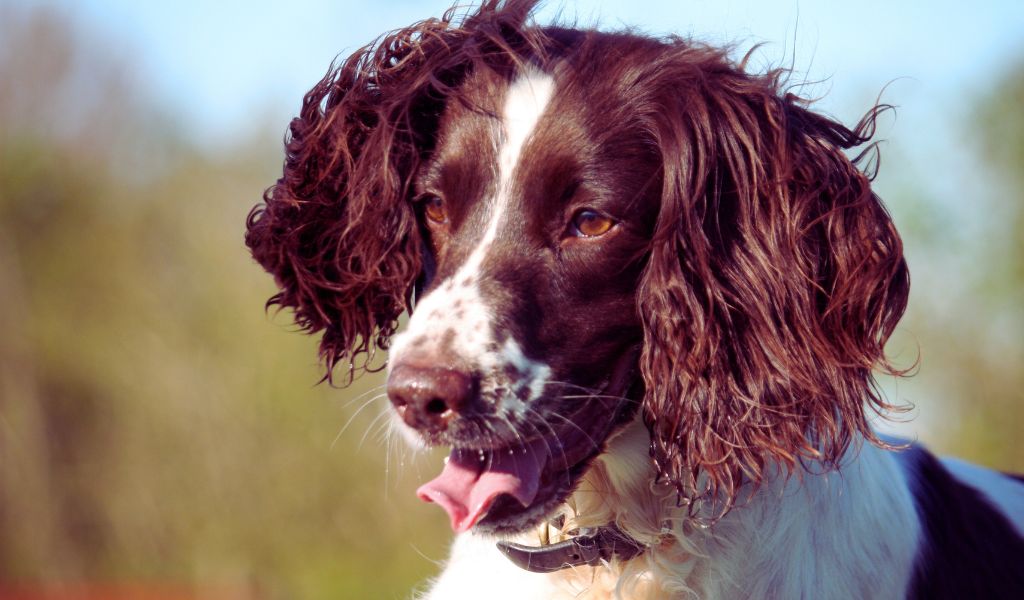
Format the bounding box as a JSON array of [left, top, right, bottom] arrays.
[[0, 6, 446, 598], [885, 60, 1024, 471], [977, 61, 1024, 295], [937, 61, 1024, 469]]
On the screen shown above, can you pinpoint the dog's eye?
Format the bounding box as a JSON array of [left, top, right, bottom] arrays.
[[571, 209, 615, 237], [423, 195, 448, 224]]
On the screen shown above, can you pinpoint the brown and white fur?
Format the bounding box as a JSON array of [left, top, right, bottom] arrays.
[[246, 2, 1024, 598]]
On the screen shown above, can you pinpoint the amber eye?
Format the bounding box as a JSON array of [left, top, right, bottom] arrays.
[[571, 209, 615, 237], [423, 195, 448, 224]]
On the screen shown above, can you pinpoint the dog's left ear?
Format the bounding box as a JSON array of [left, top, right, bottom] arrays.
[[635, 45, 910, 512]]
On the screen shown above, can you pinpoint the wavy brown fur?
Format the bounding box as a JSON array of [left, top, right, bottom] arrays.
[[245, 0, 547, 383], [633, 42, 910, 515], [246, 0, 910, 514]]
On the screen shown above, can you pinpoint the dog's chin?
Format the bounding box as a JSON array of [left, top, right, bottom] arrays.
[[471, 378, 641, 534]]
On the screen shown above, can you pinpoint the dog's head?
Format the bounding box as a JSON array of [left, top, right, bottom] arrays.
[[246, 0, 909, 534]]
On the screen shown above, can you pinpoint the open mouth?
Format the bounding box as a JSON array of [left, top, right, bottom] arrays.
[[415, 350, 640, 534], [416, 425, 603, 533]]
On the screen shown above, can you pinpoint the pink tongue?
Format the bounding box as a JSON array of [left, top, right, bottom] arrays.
[[416, 440, 549, 532]]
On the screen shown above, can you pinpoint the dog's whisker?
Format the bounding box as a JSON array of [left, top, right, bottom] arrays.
[[383, 425, 393, 501], [371, 412, 395, 444], [358, 409, 393, 450], [408, 542, 446, 569], [521, 409, 572, 483], [495, 412, 529, 448], [337, 383, 388, 409], [544, 411, 602, 453], [332, 393, 388, 450], [558, 393, 637, 403]]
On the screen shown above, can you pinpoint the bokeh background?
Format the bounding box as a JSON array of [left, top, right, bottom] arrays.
[[1, 0, 1022, 598]]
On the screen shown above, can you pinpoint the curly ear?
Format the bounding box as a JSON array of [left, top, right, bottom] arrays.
[[636, 44, 910, 514], [245, 1, 544, 383], [244, 16, 455, 383]]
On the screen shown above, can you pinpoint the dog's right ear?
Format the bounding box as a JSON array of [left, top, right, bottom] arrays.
[[245, 0, 543, 384], [244, 16, 458, 383]]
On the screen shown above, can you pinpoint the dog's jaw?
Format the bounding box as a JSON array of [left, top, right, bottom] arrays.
[[412, 348, 640, 534]]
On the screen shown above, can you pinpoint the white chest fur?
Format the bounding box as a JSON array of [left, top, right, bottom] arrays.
[[420, 420, 920, 600]]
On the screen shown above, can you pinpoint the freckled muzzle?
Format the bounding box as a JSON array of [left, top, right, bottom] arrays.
[[388, 334, 641, 533]]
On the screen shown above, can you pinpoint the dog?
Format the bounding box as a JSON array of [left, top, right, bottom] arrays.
[[245, 1, 1024, 597]]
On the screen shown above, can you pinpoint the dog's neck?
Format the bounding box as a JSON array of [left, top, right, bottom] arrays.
[[426, 418, 920, 599], [551, 418, 921, 599]]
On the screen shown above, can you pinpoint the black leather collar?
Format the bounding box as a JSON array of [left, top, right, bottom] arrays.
[[495, 524, 646, 573]]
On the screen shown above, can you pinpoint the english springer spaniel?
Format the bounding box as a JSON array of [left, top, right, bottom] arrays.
[[245, 1, 1024, 597]]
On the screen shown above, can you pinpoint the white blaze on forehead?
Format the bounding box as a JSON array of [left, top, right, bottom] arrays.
[[389, 69, 555, 421], [455, 68, 556, 277], [498, 69, 555, 204]]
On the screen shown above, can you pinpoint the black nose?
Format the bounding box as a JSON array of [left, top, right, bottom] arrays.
[[387, 364, 475, 433]]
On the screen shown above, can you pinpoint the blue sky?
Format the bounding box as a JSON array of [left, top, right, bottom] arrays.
[[21, 0, 1024, 149]]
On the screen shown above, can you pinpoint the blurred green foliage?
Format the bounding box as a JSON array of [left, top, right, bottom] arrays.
[[0, 4, 1021, 599], [916, 60, 1024, 470], [0, 7, 447, 599], [877, 58, 1024, 472]]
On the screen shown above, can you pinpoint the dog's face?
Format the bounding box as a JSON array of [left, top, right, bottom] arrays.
[[386, 66, 658, 532], [246, 2, 910, 535]]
